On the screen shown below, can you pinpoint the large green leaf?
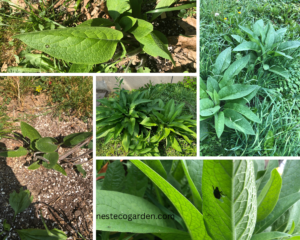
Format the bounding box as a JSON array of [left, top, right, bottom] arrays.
[[277, 41, 300, 51], [36, 137, 58, 153], [219, 84, 258, 100], [233, 41, 260, 52], [119, 16, 137, 32], [14, 28, 123, 64], [257, 160, 279, 195], [96, 190, 191, 239], [224, 103, 261, 123], [106, 0, 131, 21], [268, 66, 289, 79], [77, 18, 114, 27], [224, 109, 255, 135], [144, 160, 167, 179], [63, 132, 92, 147], [200, 106, 220, 117], [9, 187, 33, 218], [181, 160, 202, 212], [272, 161, 300, 232], [254, 192, 300, 233], [257, 169, 282, 222], [16, 228, 67, 240], [219, 54, 250, 88], [214, 111, 225, 138], [136, 30, 175, 65], [202, 160, 257, 240], [186, 160, 203, 197], [69, 63, 93, 73], [128, 19, 153, 38], [0, 147, 28, 157], [131, 160, 211, 240], [213, 47, 231, 75], [20, 122, 41, 141], [123, 161, 148, 197], [102, 160, 125, 191]]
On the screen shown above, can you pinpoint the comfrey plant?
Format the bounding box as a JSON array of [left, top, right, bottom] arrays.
[[12, 0, 196, 73], [232, 19, 300, 79], [0, 188, 68, 240], [0, 122, 92, 177], [96, 89, 196, 155], [200, 47, 261, 138], [96, 160, 300, 240]]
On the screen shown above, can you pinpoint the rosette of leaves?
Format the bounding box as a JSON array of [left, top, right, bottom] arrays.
[[232, 19, 300, 79], [200, 47, 261, 138], [0, 122, 92, 176], [96, 89, 163, 153], [11, 0, 195, 73], [140, 99, 196, 152], [127, 132, 160, 156]]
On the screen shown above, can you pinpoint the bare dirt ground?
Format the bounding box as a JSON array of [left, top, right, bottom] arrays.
[[0, 93, 93, 240], [0, 0, 197, 73]]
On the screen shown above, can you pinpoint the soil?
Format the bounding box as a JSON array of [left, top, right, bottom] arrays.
[[0, 93, 93, 240], [0, 0, 197, 73]]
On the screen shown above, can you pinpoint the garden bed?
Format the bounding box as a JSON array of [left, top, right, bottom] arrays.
[[0, 77, 93, 239]]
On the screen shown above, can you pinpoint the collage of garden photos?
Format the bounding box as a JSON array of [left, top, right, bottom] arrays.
[[1, 0, 300, 240]]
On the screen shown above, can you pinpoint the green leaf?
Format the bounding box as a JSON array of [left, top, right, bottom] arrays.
[[63, 132, 92, 146], [265, 23, 275, 50], [213, 47, 231, 75], [119, 16, 137, 32], [28, 161, 41, 170], [254, 192, 300, 233], [14, 28, 123, 64], [186, 160, 203, 197], [200, 98, 214, 112], [140, 117, 157, 127], [200, 106, 220, 117], [224, 109, 255, 135], [257, 160, 279, 195], [144, 160, 167, 179], [219, 54, 250, 88], [36, 137, 58, 153], [9, 187, 33, 218], [0, 147, 28, 157], [214, 111, 225, 138], [224, 103, 261, 123], [77, 18, 114, 27], [69, 63, 93, 73], [16, 228, 67, 240], [277, 41, 300, 51], [257, 169, 282, 222], [151, 0, 177, 21], [202, 160, 257, 240], [123, 161, 148, 197], [102, 160, 125, 191], [219, 84, 258, 100], [122, 130, 131, 152], [128, 19, 153, 38], [272, 161, 300, 232], [20, 122, 41, 141], [181, 160, 202, 212], [131, 160, 211, 240], [135, 30, 175, 65], [268, 66, 289, 79], [207, 77, 220, 93], [251, 232, 291, 240], [273, 51, 293, 59], [75, 164, 86, 178], [130, 0, 143, 18], [42, 152, 59, 169], [52, 163, 67, 176], [233, 41, 260, 52], [107, 0, 131, 21], [3, 219, 10, 231], [96, 190, 190, 239], [264, 130, 274, 149]]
